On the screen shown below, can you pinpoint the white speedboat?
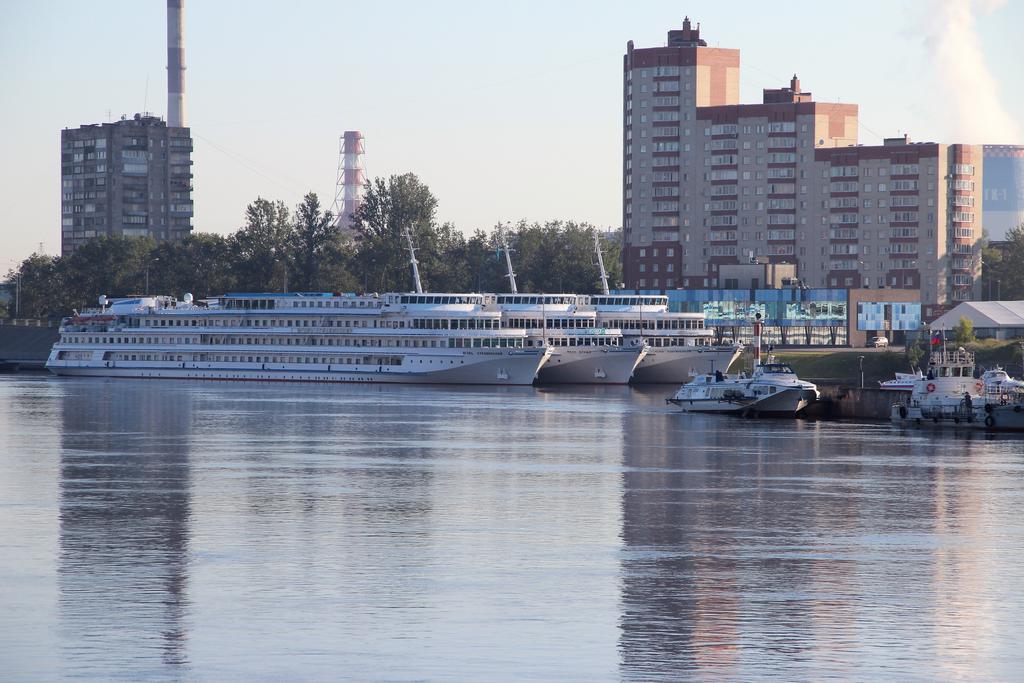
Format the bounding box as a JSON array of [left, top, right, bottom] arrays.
[[981, 366, 1024, 394], [668, 362, 819, 417], [879, 370, 923, 392], [667, 314, 818, 417]]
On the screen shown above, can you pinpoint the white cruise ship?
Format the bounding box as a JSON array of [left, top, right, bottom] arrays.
[[589, 294, 741, 383], [492, 293, 645, 384], [46, 292, 550, 385]]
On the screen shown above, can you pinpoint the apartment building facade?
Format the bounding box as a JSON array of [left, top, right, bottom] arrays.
[[61, 113, 193, 256], [623, 19, 982, 311]]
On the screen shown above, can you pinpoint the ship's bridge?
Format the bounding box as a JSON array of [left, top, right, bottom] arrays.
[[218, 292, 383, 311], [387, 293, 487, 309], [493, 294, 581, 313], [589, 295, 669, 311]]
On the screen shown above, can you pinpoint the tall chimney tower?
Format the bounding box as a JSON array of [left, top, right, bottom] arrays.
[[331, 131, 366, 232], [167, 0, 186, 128]]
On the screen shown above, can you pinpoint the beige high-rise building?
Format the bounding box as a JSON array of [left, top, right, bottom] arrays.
[[623, 19, 982, 312]]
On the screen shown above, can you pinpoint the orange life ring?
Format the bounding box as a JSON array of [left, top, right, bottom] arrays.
[[926, 383, 937, 393], [975, 381, 984, 393]]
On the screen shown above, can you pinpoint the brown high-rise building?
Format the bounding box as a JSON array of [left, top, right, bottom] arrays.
[[60, 115, 193, 256], [623, 19, 982, 309], [60, 0, 193, 257]]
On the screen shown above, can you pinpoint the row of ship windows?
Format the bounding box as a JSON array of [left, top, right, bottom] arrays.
[[505, 317, 703, 330], [140, 317, 502, 330], [95, 352, 403, 366], [65, 335, 527, 349], [222, 299, 382, 310]]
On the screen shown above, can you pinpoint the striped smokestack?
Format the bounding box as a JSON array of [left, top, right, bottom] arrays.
[[167, 0, 186, 128]]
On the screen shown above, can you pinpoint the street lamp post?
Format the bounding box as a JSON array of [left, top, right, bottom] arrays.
[[6, 260, 20, 318], [145, 258, 159, 295], [859, 354, 865, 389]]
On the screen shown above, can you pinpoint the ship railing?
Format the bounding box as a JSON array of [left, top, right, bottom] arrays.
[[0, 318, 59, 328], [928, 348, 975, 367]]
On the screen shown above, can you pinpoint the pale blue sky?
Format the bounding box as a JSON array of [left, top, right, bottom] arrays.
[[2, 0, 1022, 265]]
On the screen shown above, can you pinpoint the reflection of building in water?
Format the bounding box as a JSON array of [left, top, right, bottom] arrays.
[[58, 382, 192, 672], [616, 414, 874, 679]]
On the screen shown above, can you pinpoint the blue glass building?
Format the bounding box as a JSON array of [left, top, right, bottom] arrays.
[[620, 288, 921, 347]]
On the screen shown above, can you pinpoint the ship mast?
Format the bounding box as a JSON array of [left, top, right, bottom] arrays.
[[403, 225, 423, 294], [753, 313, 763, 368], [594, 233, 610, 296], [500, 232, 518, 294]]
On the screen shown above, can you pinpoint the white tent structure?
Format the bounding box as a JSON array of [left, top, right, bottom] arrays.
[[931, 301, 1024, 339]]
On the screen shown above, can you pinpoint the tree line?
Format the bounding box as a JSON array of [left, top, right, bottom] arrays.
[[982, 223, 1024, 302], [2, 173, 622, 319]]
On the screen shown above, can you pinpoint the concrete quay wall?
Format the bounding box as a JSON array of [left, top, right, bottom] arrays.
[[804, 384, 898, 421], [0, 321, 59, 370]]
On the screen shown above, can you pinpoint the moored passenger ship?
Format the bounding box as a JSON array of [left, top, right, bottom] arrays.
[[46, 292, 550, 385], [492, 293, 645, 384], [589, 294, 742, 383]]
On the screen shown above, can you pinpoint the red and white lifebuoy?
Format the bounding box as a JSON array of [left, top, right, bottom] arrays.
[[926, 382, 937, 393], [975, 381, 984, 393]]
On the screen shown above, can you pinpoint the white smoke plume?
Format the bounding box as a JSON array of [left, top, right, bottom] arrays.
[[924, 0, 1021, 143]]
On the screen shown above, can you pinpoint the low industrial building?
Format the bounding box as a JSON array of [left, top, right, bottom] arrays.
[[930, 301, 1024, 339]]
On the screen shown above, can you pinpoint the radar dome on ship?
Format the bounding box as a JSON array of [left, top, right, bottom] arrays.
[[98, 295, 107, 306], [183, 293, 193, 304]]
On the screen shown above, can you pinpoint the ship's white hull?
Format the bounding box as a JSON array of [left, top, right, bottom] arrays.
[[46, 349, 548, 386], [890, 403, 1024, 431], [536, 347, 644, 384], [668, 396, 753, 415], [746, 387, 817, 416], [630, 346, 742, 384], [670, 387, 815, 417]]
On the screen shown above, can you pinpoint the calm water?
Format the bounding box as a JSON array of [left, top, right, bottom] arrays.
[[1, 375, 1023, 682]]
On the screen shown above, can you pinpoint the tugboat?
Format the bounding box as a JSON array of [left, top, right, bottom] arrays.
[[667, 314, 819, 417], [890, 348, 1024, 430]]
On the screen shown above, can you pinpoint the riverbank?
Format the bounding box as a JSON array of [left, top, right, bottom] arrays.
[[724, 340, 1024, 387]]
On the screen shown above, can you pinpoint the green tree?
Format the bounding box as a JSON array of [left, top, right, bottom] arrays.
[[506, 220, 614, 294], [151, 232, 237, 298], [230, 198, 293, 292], [62, 235, 156, 308], [953, 316, 976, 345], [291, 192, 336, 292], [5, 253, 63, 319], [983, 222, 1024, 300], [317, 237, 361, 293], [905, 327, 926, 369], [462, 229, 506, 293], [351, 173, 438, 292]]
